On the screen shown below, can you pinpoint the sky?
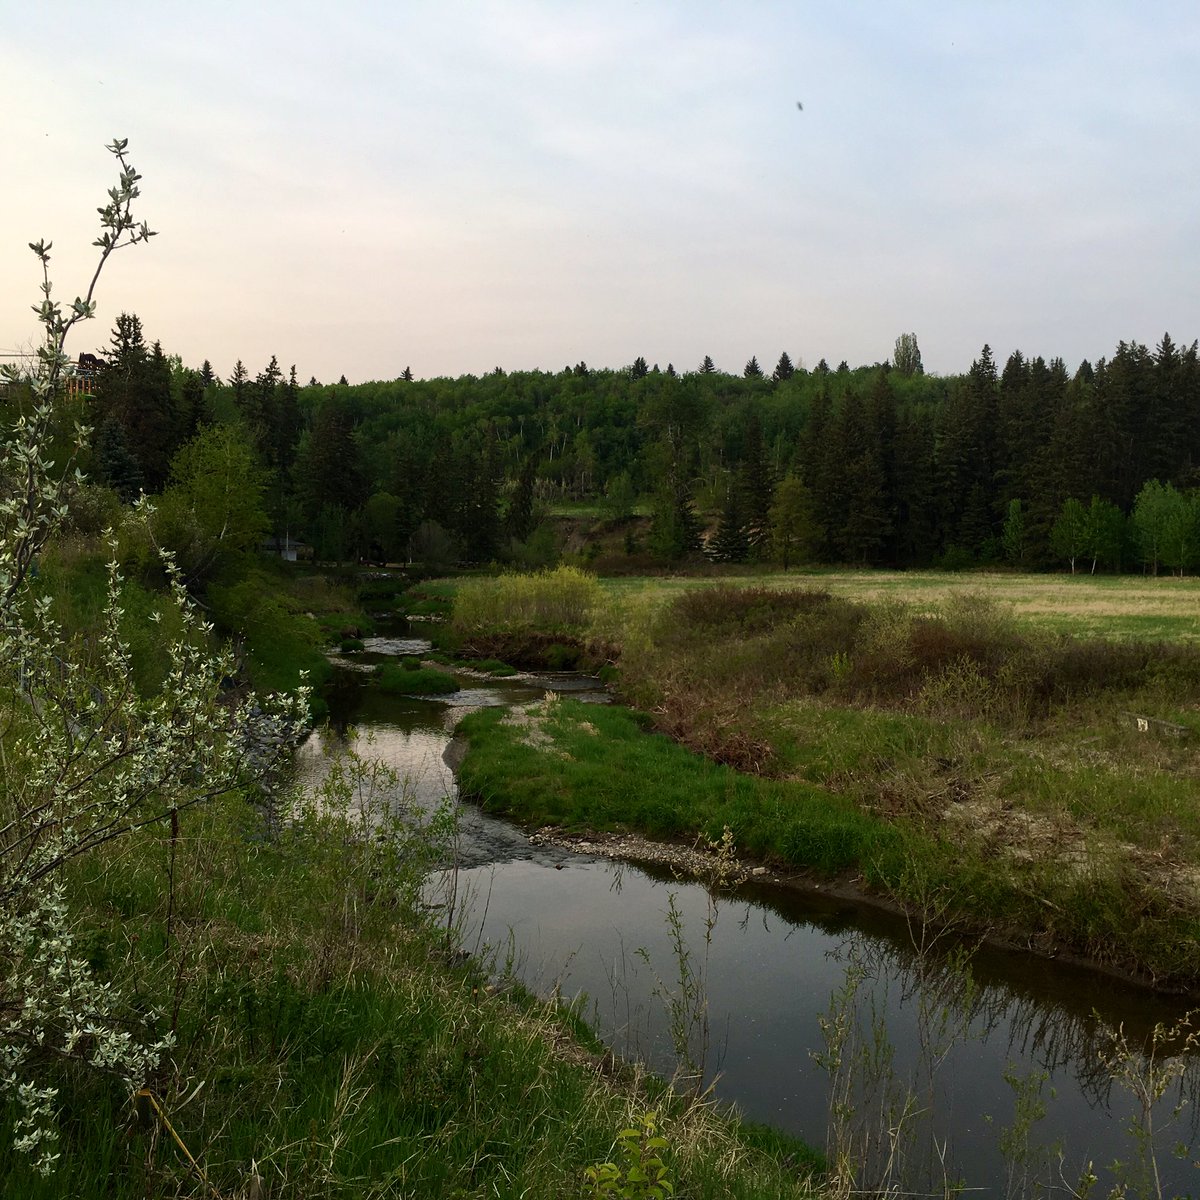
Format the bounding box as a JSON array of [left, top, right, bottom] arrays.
[[4, 2, 1200, 385]]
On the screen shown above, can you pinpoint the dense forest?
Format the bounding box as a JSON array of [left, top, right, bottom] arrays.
[[35, 319, 1200, 575]]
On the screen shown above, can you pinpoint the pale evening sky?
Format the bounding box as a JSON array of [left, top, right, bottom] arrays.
[[4, 2, 1199, 385]]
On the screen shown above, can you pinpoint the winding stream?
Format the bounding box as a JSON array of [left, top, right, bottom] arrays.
[[297, 623, 1200, 1195]]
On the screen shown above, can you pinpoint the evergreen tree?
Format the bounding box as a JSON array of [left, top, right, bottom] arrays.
[[296, 395, 366, 521], [462, 425, 502, 562], [243, 355, 282, 467], [799, 385, 836, 559], [198, 359, 215, 387], [1002, 498, 1026, 566], [90, 416, 143, 502], [505, 454, 538, 543], [708, 480, 748, 562], [737, 407, 774, 559], [228, 359, 248, 405], [893, 407, 939, 566], [1094, 341, 1154, 509], [772, 351, 795, 382], [938, 344, 999, 555], [630, 356, 649, 380], [178, 369, 205, 445], [648, 480, 700, 560], [826, 390, 890, 564], [743, 356, 763, 378], [865, 369, 899, 561], [699, 355, 716, 374], [91, 315, 174, 491]]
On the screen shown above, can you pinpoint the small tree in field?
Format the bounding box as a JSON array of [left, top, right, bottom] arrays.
[[0, 142, 303, 1175], [1132, 479, 1178, 576], [1050, 497, 1088, 574]]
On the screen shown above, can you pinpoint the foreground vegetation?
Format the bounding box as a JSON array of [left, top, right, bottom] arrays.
[[451, 568, 1200, 990], [2, 766, 815, 1198]]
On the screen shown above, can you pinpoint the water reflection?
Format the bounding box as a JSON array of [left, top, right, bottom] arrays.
[[451, 853, 1199, 1194]]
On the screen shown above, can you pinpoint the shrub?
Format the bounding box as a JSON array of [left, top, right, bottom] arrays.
[[670, 585, 840, 637]]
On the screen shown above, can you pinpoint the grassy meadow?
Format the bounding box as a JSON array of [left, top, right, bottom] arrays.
[[449, 567, 1200, 989], [594, 567, 1200, 643]]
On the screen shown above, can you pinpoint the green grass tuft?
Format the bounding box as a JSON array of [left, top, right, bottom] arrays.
[[375, 661, 460, 694]]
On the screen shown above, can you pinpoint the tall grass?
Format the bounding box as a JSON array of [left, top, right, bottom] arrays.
[[452, 565, 603, 636]]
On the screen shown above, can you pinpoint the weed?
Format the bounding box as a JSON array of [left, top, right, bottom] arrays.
[[585, 1110, 675, 1198]]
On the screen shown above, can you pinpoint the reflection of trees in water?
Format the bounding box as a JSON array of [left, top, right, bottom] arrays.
[[825, 929, 1200, 1147], [739, 872, 1200, 1117]]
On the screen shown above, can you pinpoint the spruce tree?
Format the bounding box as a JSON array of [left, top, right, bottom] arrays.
[[737, 407, 774, 559], [743, 356, 763, 378], [91, 316, 174, 491], [709, 480, 748, 562], [296, 395, 366, 521], [772, 351, 795, 382], [938, 344, 999, 556], [228, 359, 248, 404], [506, 454, 538, 542], [91, 416, 143, 502]]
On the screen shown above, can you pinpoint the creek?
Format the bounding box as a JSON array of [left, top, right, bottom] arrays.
[[297, 622, 1200, 1196]]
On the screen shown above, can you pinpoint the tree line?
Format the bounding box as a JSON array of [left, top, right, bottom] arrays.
[[48, 322, 1200, 574]]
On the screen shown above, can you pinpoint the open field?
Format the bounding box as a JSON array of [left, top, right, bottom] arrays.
[[596, 569, 1200, 643]]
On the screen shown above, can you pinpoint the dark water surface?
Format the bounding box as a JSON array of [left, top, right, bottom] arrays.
[[299, 626, 1200, 1195]]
